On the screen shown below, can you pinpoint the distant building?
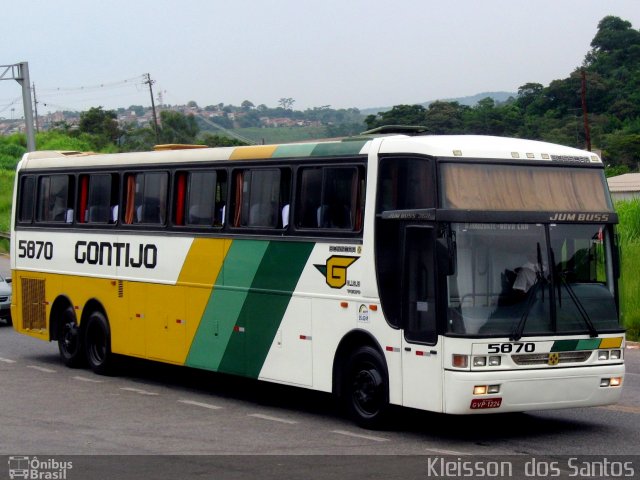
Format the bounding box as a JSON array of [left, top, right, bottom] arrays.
[[607, 173, 640, 202]]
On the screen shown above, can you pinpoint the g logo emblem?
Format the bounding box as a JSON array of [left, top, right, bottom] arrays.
[[548, 353, 560, 366], [314, 255, 358, 289]]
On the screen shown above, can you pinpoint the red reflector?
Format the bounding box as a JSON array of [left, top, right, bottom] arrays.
[[370, 305, 378, 311], [470, 398, 502, 409], [416, 351, 424, 356], [386, 346, 394, 352], [340, 302, 348, 308]]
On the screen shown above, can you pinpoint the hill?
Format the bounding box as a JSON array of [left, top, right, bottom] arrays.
[[360, 91, 515, 116]]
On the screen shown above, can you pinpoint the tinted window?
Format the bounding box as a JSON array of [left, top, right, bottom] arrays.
[[182, 170, 227, 227], [124, 172, 168, 225], [295, 166, 363, 230], [36, 175, 73, 223], [18, 176, 35, 223], [232, 168, 290, 228]]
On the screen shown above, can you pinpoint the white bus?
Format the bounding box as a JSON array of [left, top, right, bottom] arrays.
[[10, 131, 625, 427]]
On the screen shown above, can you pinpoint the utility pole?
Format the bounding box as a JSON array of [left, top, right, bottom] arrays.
[[0, 62, 36, 151], [581, 69, 592, 152], [144, 73, 160, 142], [32, 82, 40, 133]]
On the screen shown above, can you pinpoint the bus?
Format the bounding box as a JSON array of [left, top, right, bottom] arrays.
[[10, 131, 625, 427]]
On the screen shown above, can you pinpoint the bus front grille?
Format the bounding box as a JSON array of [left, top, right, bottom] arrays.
[[21, 278, 46, 330], [512, 351, 592, 365]]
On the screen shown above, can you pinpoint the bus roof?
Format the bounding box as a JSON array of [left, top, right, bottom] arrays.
[[18, 134, 601, 170]]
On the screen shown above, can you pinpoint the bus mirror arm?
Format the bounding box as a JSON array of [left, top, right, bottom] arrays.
[[437, 232, 456, 277]]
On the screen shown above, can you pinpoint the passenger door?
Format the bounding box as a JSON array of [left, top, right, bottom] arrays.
[[401, 225, 443, 411]]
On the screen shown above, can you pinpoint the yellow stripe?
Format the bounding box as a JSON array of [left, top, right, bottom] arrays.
[[229, 145, 278, 160], [177, 238, 230, 286], [599, 337, 623, 348]]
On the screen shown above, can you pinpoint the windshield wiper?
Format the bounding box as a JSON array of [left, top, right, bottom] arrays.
[[557, 271, 599, 337], [550, 247, 599, 337], [510, 276, 542, 341], [510, 242, 545, 342]]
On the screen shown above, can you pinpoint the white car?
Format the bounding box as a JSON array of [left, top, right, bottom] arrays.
[[0, 273, 12, 326]]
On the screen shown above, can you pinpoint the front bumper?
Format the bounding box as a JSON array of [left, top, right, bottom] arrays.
[[444, 364, 625, 414]]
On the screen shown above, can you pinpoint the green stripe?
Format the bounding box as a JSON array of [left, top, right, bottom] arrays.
[[576, 339, 601, 350], [218, 241, 314, 378], [551, 340, 579, 352], [185, 240, 268, 371], [551, 339, 604, 352], [272, 144, 318, 158], [186, 240, 314, 378], [310, 140, 367, 157]]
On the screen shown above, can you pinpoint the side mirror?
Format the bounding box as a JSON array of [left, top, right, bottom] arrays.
[[5, 278, 11, 284]]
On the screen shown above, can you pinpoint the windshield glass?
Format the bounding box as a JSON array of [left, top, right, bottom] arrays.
[[446, 223, 619, 337]]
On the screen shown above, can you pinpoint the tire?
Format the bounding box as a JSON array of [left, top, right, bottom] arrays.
[[57, 307, 84, 368], [84, 311, 113, 375], [343, 345, 390, 429]]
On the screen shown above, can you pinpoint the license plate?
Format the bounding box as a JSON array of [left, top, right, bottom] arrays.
[[470, 398, 502, 409]]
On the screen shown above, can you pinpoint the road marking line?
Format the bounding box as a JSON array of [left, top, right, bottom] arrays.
[[0, 357, 16, 364], [177, 399, 222, 410], [425, 448, 468, 455], [27, 365, 56, 373], [248, 413, 298, 425], [73, 376, 104, 383], [331, 430, 388, 442], [120, 387, 159, 396], [598, 404, 640, 415]]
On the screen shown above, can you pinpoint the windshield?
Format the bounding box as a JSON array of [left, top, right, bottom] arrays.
[[446, 223, 620, 337]]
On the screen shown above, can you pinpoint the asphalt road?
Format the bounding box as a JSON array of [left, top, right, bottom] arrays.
[[1, 253, 639, 478]]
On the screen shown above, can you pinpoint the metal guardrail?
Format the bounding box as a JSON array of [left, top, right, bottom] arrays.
[[0, 232, 9, 239]]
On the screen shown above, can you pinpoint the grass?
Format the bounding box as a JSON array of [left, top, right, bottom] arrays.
[[615, 199, 640, 340]]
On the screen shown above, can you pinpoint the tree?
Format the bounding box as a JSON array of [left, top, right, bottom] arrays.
[[423, 101, 467, 134], [78, 107, 121, 146], [241, 100, 255, 110], [278, 97, 295, 110], [364, 104, 427, 129], [158, 111, 199, 144]]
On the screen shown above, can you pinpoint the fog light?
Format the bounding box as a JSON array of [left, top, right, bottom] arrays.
[[487, 385, 500, 394], [452, 354, 468, 368], [488, 356, 501, 366], [598, 350, 610, 361], [600, 378, 610, 387], [473, 356, 487, 367], [473, 385, 487, 395], [610, 377, 623, 387], [610, 350, 622, 360]]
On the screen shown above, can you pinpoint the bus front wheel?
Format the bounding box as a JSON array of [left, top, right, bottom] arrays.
[[343, 345, 390, 429], [84, 311, 112, 375], [58, 307, 84, 368]]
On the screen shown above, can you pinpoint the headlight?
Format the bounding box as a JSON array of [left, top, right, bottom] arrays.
[[598, 350, 610, 361], [473, 356, 487, 367]]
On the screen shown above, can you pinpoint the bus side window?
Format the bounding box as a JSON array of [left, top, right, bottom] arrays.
[[36, 175, 74, 223], [18, 176, 36, 223], [88, 174, 117, 224], [177, 169, 228, 227], [231, 168, 289, 229], [295, 166, 363, 230], [123, 172, 168, 225]]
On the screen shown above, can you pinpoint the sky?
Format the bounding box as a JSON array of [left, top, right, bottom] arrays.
[[3, 0, 640, 118]]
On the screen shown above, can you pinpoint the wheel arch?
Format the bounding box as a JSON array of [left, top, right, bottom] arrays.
[[80, 298, 109, 334], [49, 295, 75, 342], [332, 328, 388, 398]]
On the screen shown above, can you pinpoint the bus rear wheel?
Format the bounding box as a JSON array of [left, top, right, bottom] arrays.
[[84, 311, 113, 375], [58, 307, 84, 368], [343, 345, 390, 429]]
